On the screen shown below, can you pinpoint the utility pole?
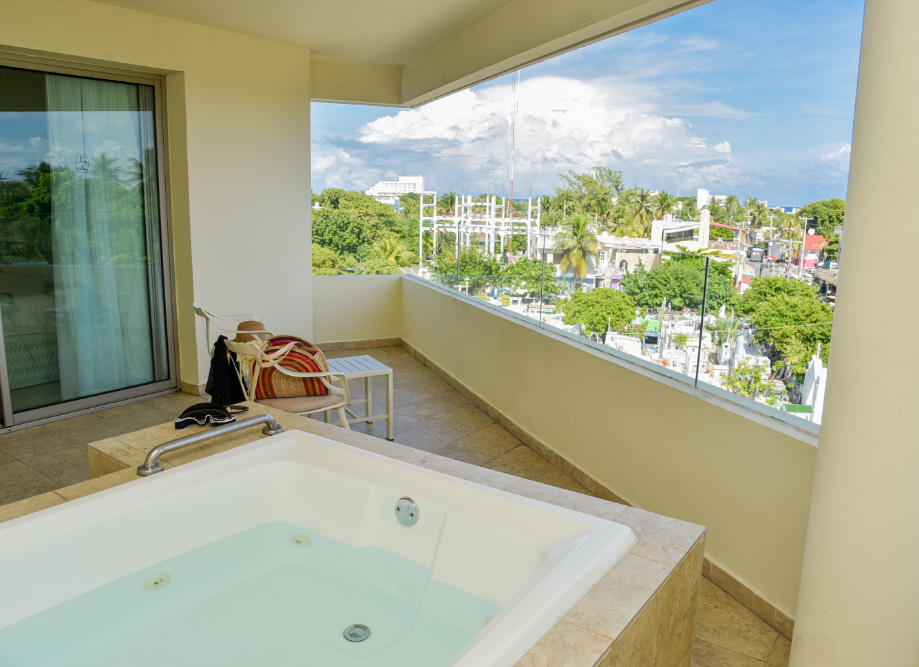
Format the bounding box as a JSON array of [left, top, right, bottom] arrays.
[[798, 215, 809, 280]]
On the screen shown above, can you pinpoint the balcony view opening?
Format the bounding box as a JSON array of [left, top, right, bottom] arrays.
[[310, 0, 861, 432]]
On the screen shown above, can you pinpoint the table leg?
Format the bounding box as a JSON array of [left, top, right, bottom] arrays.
[[386, 370, 394, 441], [365, 376, 373, 423]]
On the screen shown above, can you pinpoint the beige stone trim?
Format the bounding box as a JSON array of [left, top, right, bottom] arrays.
[[317, 338, 401, 351], [179, 381, 206, 396]]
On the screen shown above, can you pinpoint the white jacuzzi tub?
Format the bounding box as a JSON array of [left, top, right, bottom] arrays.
[[0, 430, 635, 666]]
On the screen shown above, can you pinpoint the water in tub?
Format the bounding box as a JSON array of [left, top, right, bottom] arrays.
[[0, 522, 500, 666]]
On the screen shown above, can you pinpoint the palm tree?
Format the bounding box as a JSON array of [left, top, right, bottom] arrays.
[[627, 188, 655, 235], [745, 196, 769, 229], [724, 195, 742, 222], [90, 153, 124, 184], [374, 236, 412, 265], [553, 215, 598, 286], [653, 191, 676, 220]]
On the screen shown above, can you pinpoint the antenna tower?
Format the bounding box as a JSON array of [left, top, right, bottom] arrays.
[[508, 71, 519, 261]]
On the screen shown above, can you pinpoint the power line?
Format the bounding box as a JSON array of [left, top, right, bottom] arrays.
[[750, 321, 833, 332]]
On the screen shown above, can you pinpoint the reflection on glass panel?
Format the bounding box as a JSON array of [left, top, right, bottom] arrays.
[[414, 207, 834, 430], [0, 66, 168, 414]]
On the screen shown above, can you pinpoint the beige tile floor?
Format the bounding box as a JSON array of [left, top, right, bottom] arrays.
[[0, 344, 789, 666]]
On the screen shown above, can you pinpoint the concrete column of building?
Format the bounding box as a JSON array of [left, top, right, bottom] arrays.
[[790, 1, 919, 665]]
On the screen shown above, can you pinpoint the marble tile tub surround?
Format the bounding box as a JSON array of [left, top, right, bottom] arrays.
[[4, 401, 704, 667]]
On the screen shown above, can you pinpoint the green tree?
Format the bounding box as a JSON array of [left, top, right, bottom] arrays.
[[432, 248, 502, 294], [398, 192, 421, 219], [626, 187, 655, 234], [553, 215, 598, 285], [674, 197, 698, 220], [311, 243, 341, 275], [798, 199, 846, 258], [747, 293, 833, 378], [621, 251, 736, 312], [502, 258, 565, 298], [673, 333, 688, 349], [312, 188, 412, 263], [736, 276, 821, 316], [724, 195, 742, 222], [709, 225, 736, 240], [552, 167, 623, 217], [373, 236, 413, 265], [619, 260, 653, 303], [745, 196, 769, 229], [706, 317, 740, 347], [653, 191, 676, 220], [358, 258, 403, 274], [559, 288, 637, 335], [797, 198, 846, 239], [436, 191, 459, 216], [722, 360, 775, 399], [312, 210, 379, 260]]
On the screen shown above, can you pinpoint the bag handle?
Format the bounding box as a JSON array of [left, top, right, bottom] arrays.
[[255, 340, 297, 369]]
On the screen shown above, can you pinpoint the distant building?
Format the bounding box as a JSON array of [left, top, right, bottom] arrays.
[[696, 188, 727, 210], [803, 233, 825, 269], [365, 175, 425, 207]]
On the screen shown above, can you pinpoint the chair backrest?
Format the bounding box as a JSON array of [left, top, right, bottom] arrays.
[[193, 301, 273, 355]]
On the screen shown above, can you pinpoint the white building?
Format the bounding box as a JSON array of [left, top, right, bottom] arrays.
[[696, 188, 727, 210], [365, 175, 425, 206]]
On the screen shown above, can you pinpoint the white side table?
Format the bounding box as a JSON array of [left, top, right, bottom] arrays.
[[326, 355, 394, 440]]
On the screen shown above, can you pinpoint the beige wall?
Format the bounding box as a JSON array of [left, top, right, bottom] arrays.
[[312, 275, 402, 344], [319, 275, 810, 616], [0, 0, 314, 387], [791, 0, 919, 663], [313, 275, 817, 615]]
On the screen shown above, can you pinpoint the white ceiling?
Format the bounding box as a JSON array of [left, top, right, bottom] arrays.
[[88, 0, 516, 64]]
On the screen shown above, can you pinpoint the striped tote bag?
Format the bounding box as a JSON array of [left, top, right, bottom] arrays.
[[254, 336, 330, 398]]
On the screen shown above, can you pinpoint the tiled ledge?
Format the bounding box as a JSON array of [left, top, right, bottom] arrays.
[[1, 401, 704, 667]]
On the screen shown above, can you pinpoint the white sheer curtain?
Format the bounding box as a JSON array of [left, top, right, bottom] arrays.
[[46, 74, 155, 400]]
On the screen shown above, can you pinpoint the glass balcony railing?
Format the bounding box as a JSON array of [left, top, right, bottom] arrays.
[[418, 234, 834, 432]]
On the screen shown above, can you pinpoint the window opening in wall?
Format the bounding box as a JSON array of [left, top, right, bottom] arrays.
[[309, 0, 863, 433], [0, 63, 172, 425]]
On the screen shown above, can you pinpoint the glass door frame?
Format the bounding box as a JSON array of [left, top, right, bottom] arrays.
[[0, 51, 178, 428]]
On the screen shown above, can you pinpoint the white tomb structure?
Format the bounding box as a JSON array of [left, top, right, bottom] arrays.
[[801, 344, 829, 424]]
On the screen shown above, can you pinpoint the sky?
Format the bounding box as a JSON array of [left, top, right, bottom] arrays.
[[311, 0, 865, 207]]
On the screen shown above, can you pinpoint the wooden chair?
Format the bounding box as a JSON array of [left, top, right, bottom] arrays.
[[224, 339, 352, 429]]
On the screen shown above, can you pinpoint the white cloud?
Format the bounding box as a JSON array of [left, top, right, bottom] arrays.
[[0, 140, 25, 153], [313, 76, 747, 196], [820, 144, 851, 166], [680, 35, 720, 51], [670, 101, 755, 120]]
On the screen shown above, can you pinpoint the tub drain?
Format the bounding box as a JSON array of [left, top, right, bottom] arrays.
[[289, 534, 311, 547], [343, 624, 371, 642], [143, 573, 171, 591]]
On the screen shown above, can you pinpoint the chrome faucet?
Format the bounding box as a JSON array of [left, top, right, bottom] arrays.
[[137, 414, 284, 476]]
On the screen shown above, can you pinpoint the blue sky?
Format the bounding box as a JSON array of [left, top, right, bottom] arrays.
[[311, 0, 865, 207]]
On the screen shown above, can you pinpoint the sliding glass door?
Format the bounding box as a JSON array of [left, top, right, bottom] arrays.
[[0, 62, 173, 426]]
